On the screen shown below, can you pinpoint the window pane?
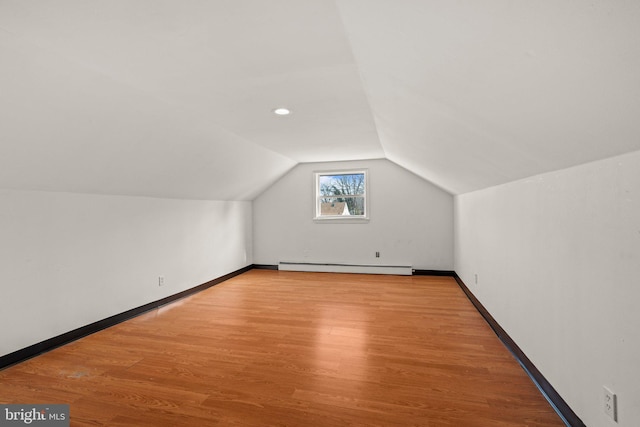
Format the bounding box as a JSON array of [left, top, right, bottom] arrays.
[[315, 170, 367, 220], [318, 173, 365, 196], [319, 198, 349, 216], [318, 197, 364, 216]]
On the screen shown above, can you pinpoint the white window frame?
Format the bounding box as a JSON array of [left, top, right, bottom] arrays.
[[313, 169, 369, 222]]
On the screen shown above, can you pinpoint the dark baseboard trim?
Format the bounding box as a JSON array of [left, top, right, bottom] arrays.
[[251, 264, 279, 270], [0, 265, 252, 371], [412, 269, 455, 276], [453, 273, 585, 427]]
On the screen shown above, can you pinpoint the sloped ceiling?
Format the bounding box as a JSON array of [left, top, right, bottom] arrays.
[[1, 1, 639, 199]]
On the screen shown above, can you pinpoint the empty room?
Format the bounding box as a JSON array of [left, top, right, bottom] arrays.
[[1, 1, 638, 426]]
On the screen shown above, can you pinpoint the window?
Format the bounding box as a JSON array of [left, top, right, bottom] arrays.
[[314, 170, 368, 220]]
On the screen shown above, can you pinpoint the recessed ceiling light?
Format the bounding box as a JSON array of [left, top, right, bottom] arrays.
[[273, 107, 291, 116]]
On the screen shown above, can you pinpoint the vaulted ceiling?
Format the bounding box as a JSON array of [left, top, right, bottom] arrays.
[[1, 1, 639, 199]]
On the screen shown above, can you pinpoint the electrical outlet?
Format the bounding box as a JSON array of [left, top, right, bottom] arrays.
[[474, 274, 478, 285], [604, 386, 617, 422], [375, 251, 380, 258], [158, 276, 165, 287]]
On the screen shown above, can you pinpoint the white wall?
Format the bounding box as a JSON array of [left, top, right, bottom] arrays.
[[0, 189, 252, 357], [254, 159, 453, 270], [454, 150, 640, 426]]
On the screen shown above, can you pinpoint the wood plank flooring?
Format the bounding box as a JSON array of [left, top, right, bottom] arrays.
[[0, 270, 564, 426]]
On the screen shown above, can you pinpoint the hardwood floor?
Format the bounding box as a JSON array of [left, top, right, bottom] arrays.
[[0, 270, 564, 426]]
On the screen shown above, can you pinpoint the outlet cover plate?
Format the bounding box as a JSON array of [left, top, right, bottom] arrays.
[[604, 386, 617, 422]]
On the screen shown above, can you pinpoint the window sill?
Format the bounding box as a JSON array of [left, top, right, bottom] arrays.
[[313, 217, 370, 224]]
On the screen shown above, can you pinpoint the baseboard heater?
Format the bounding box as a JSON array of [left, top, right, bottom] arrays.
[[278, 262, 413, 276]]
